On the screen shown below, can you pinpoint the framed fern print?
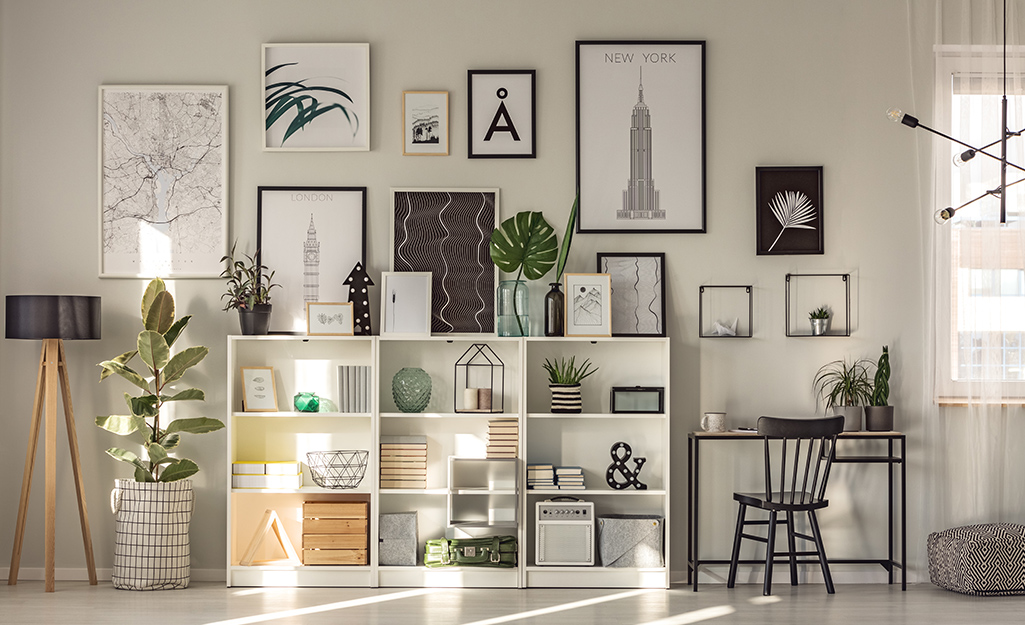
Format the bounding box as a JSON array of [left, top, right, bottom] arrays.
[[755, 166, 823, 255]]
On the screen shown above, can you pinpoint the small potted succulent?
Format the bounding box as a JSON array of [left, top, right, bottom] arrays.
[[809, 305, 831, 336], [220, 241, 280, 335], [542, 356, 598, 414], [813, 357, 873, 431], [865, 346, 894, 431]]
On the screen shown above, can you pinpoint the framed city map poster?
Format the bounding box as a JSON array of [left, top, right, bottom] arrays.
[[576, 41, 705, 233], [99, 85, 228, 278]]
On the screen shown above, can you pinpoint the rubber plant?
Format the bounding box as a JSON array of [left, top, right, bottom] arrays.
[[489, 211, 558, 335], [96, 278, 224, 482]]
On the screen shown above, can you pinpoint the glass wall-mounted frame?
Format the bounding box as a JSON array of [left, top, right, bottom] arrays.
[[698, 285, 753, 338], [785, 273, 851, 337]]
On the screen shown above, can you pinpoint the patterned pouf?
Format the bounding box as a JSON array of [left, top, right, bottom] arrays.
[[928, 523, 1025, 596]]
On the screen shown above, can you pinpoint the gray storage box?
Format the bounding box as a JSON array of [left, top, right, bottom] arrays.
[[379, 512, 418, 566], [597, 514, 664, 567]]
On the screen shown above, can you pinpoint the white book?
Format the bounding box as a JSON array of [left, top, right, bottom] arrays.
[[231, 473, 302, 489], [231, 461, 301, 475]]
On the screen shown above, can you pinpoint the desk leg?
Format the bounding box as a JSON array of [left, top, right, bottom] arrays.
[[692, 437, 700, 591], [888, 438, 894, 585], [687, 436, 693, 585], [901, 436, 907, 591]]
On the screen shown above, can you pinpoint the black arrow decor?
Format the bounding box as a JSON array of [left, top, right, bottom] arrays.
[[343, 262, 374, 335]]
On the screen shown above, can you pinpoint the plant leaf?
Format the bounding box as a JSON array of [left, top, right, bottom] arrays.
[[767, 190, 817, 252], [162, 388, 206, 403], [96, 414, 147, 436], [138, 330, 170, 372], [162, 433, 181, 451], [97, 360, 151, 393], [164, 417, 224, 436], [99, 349, 138, 381], [140, 278, 165, 322], [146, 441, 169, 465], [144, 290, 175, 334], [489, 211, 557, 280], [127, 393, 159, 418], [105, 447, 150, 476], [159, 458, 199, 482], [163, 315, 190, 348], [162, 345, 209, 385], [555, 194, 578, 283]]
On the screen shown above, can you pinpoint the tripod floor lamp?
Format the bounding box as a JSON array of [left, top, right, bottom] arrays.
[[6, 295, 100, 592]]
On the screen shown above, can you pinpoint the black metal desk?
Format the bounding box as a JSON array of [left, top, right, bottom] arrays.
[[687, 430, 906, 591]]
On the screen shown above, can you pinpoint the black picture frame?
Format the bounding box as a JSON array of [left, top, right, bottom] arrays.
[[576, 41, 706, 233], [597, 252, 667, 337], [610, 386, 665, 414], [257, 186, 367, 334], [755, 166, 824, 255], [467, 69, 536, 158]]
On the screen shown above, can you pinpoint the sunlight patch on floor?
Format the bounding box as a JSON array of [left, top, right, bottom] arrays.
[[459, 589, 657, 625], [203, 588, 438, 625], [633, 605, 737, 624]]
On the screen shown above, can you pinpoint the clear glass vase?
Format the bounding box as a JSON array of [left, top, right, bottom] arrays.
[[544, 282, 565, 337], [497, 279, 529, 337]]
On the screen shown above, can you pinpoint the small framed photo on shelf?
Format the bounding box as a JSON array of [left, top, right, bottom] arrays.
[[467, 69, 536, 158], [597, 252, 666, 337], [380, 272, 432, 336], [403, 91, 448, 156], [755, 166, 824, 255], [306, 302, 354, 336], [240, 367, 278, 412], [610, 386, 665, 414], [564, 273, 612, 337]]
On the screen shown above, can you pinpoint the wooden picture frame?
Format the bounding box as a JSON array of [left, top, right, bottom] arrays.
[[597, 252, 666, 337], [403, 91, 449, 155], [468, 70, 536, 158], [306, 302, 354, 336], [241, 367, 278, 412], [564, 273, 612, 337], [380, 272, 432, 337], [755, 166, 824, 255]]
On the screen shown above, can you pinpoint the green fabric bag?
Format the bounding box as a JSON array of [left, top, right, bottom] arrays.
[[423, 535, 517, 568]]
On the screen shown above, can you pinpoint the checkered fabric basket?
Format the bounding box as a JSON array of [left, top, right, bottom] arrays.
[[928, 523, 1025, 596], [111, 479, 193, 590]]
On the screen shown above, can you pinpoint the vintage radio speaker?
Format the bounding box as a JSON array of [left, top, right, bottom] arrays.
[[535, 500, 594, 566]]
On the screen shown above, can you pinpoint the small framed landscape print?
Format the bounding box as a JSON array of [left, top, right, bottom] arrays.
[[263, 43, 370, 151], [597, 252, 666, 337], [380, 272, 432, 337], [564, 273, 612, 337], [468, 70, 536, 158], [755, 166, 824, 255], [306, 302, 354, 336], [403, 91, 448, 155], [241, 367, 278, 412]]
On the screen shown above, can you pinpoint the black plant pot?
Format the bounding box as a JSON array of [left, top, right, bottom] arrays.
[[864, 405, 895, 431], [238, 304, 272, 335]]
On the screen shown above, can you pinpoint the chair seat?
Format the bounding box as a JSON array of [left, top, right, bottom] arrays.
[[734, 491, 830, 512]]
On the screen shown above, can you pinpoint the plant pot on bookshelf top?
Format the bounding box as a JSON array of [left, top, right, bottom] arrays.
[[239, 304, 272, 335], [549, 383, 582, 413]]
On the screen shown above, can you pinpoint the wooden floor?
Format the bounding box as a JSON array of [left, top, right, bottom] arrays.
[[1, 582, 1021, 624]]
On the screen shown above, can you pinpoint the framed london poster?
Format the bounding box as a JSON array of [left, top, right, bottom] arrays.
[[576, 41, 705, 233]]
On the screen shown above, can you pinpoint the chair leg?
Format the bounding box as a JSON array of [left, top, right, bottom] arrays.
[[786, 511, 798, 586], [763, 510, 777, 596], [807, 510, 835, 594], [727, 503, 747, 588]]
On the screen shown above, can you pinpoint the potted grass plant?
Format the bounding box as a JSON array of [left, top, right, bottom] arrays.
[[813, 357, 873, 431], [220, 241, 280, 335], [865, 346, 894, 431], [542, 356, 599, 413]]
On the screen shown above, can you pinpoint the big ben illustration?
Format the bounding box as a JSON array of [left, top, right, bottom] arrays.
[[619, 68, 664, 220], [303, 213, 321, 303]]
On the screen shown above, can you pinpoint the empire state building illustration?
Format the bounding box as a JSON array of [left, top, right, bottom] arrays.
[[619, 68, 664, 220], [303, 213, 321, 303]]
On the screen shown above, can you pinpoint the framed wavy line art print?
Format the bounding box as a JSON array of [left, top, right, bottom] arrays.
[[597, 252, 666, 337], [391, 188, 499, 334]]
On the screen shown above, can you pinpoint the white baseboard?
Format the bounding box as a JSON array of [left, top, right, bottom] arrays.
[[2, 567, 226, 583]]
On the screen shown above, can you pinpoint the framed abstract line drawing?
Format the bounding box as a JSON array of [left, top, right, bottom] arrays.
[[576, 41, 705, 233], [99, 85, 228, 278], [597, 252, 666, 337], [391, 188, 499, 333], [257, 186, 367, 333], [755, 166, 824, 255], [306, 302, 354, 336], [263, 43, 370, 151], [403, 91, 448, 155], [564, 273, 612, 337], [468, 70, 536, 158], [380, 272, 432, 337], [241, 367, 278, 412]]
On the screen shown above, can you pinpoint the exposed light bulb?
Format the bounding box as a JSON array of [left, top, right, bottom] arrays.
[[935, 207, 956, 224], [887, 107, 919, 128], [954, 149, 977, 166]]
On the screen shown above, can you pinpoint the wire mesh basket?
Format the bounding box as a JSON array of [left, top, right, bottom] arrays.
[[306, 450, 369, 489]]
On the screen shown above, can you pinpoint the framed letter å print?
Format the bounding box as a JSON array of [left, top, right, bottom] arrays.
[[468, 70, 536, 158], [576, 41, 705, 233]]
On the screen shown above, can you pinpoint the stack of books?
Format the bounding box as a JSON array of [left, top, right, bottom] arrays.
[[486, 418, 519, 458], [527, 463, 556, 490], [337, 365, 372, 413], [380, 435, 427, 489], [231, 461, 302, 489], [556, 466, 585, 490]]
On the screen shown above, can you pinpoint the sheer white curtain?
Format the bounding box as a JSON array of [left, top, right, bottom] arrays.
[[909, 0, 1025, 574]]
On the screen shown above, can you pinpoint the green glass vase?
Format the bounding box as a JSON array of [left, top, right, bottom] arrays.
[[392, 367, 432, 413], [293, 392, 320, 412]]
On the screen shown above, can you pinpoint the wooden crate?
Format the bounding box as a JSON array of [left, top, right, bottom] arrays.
[[302, 501, 368, 566]]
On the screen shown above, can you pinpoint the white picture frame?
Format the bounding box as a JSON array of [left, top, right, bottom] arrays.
[[306, 302, 354, 336], [564, 273, 613, 338], [98, 85, 228, 278], [403, 91, 449, 156], [380, 272, 432, 337], [468, 70, 536, 158], [263, 43, 370, 151], [241, 367, 278, 412]]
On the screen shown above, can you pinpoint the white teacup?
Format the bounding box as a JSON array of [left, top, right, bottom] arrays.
[[701, 412, 727, 432]]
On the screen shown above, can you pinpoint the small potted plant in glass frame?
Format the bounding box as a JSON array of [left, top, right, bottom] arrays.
[[809, 305, 831, 336], [220, 241, 280, 335], [542, 356, 598, 414]]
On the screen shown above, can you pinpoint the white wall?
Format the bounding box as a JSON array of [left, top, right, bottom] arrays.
[[0, 0, 924, 582]]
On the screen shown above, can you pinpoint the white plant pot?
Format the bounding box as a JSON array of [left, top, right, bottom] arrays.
[[833, 406, 863, 432], [110, 479, 194, 590]]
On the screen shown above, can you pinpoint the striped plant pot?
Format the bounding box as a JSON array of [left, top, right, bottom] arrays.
[[550, 383, 582, 413], [110, 479, 193, 590]]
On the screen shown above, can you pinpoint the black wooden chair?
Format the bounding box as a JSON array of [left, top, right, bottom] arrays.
[[726, 415, 845, 595]]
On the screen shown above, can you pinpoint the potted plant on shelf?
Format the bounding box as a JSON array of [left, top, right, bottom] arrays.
[[220, 240, 280, 335], [95, 278, 225, 590], [542, 356, 599, 413], [809, 305, 831, 336], [490, 211, 558, 337], [865, 345, 894, 431], [813, 357, 873, 431]]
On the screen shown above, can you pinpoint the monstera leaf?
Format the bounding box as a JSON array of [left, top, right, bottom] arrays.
[[768, 190, 816, 252], [489, 211, 557, 281]]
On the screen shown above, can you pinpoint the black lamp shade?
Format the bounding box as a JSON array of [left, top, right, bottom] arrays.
[[6, 295, 101, 340]]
